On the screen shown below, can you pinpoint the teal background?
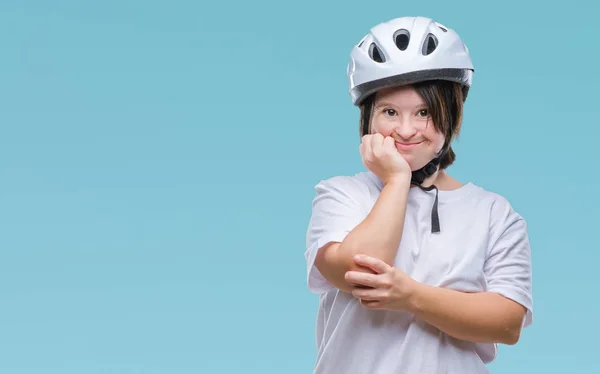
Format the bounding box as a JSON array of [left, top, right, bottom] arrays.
[[1, 0, 597, 373]]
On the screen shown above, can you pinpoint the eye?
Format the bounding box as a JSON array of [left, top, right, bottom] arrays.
[[383, 109, 397, 116], [417, 108, 430, 117]]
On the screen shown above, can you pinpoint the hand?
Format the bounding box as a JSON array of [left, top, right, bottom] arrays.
[[344, 254, 420, 311], [360, 133, 411, 185]]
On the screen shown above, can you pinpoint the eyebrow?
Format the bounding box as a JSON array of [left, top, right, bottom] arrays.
[[374, 101, 428, 109]]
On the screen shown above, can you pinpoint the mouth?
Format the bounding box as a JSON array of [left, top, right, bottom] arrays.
[[395, 140, 423, 151]]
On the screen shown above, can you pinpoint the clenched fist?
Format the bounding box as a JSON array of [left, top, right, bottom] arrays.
[[360, 133, 411, 185]]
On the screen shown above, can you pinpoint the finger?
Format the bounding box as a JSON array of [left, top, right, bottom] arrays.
[[360, 300, 383, 309], [360, 134, 369, 145], [383, 136, 396, 152], [345, 271, 381, 288], [354, 255, 391, 274], [370, 133, 383, 154], [352, 287, 386, 301], [362, 135, 373, 159]]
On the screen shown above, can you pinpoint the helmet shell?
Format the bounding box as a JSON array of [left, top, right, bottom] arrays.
[[347, 16, 474, 106]]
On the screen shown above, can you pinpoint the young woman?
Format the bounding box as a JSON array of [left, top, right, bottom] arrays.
[[304, 16, 533, 373]]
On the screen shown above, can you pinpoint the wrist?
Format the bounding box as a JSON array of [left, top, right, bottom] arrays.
[[384, 174, 411, 188], [406, 280, 429, 314]]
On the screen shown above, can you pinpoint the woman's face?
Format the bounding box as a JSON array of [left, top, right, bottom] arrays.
[[370, 85, 445, 171]]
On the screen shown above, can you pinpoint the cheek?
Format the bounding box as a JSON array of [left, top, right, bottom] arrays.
[[370, 120, 393, 136], [424, 129, 445, 152]]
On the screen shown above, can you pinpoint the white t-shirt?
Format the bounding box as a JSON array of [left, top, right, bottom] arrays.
[[304, 171, 533, 374]]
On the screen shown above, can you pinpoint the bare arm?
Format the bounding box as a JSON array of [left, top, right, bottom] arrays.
[[346, 255, 529, 345], [405, 211, 531, 345], [314, 177, 411, 293], [407, 284, 527, 345]]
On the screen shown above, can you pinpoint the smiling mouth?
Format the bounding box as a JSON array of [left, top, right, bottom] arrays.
[[395, 141, 423, 150]]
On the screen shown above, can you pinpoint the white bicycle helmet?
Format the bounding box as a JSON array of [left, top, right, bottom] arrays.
[[347, 16, 474, 106]]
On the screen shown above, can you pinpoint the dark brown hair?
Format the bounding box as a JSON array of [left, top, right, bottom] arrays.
[[359, 80, 465, 170]]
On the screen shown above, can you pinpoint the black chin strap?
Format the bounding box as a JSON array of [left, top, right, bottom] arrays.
[[410, 153, 446, 234], [410, 157, 440, 185]]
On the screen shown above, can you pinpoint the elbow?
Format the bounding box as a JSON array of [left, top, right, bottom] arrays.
[[507, 327, 522, 345], [499, 325, 522, 345], [314, 242, 379, 293], [491, 295, 527, 345], [313, 242, 359, 293]]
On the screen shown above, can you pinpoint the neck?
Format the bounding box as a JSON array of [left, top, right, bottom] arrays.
[[416, 169, 464, 191], [417, 169, 443, 188]]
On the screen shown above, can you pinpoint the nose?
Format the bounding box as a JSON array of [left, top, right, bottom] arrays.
[[393, 119, 419, 139]]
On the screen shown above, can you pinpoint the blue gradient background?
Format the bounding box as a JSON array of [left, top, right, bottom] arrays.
[[1, 1, 597, 373]]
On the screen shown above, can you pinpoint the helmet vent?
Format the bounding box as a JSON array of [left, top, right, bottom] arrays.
[[393, 29, 410, 51], [369, 43, 385, 63], [434, 22, 448, 32], [357, 35, 366, 48], [422, 33, 438, 55]]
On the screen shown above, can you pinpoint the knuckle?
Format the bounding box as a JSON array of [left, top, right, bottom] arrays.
[[370, 302, 381, 310]]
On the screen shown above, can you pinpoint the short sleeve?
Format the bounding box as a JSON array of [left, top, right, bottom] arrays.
[[484, 198, 534, 328], [305, 176, 369, 294]]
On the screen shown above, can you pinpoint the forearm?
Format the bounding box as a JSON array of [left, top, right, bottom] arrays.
[[315, 177, 411, 292], [407, 284, 526, 345], [339, 177, 411, 265]]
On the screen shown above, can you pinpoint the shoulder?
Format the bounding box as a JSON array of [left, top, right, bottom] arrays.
[[313, 171, 380, 199], [308, 171, 381, 215], [480, 187, 524, 221], [468, 184, 528, 242]]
